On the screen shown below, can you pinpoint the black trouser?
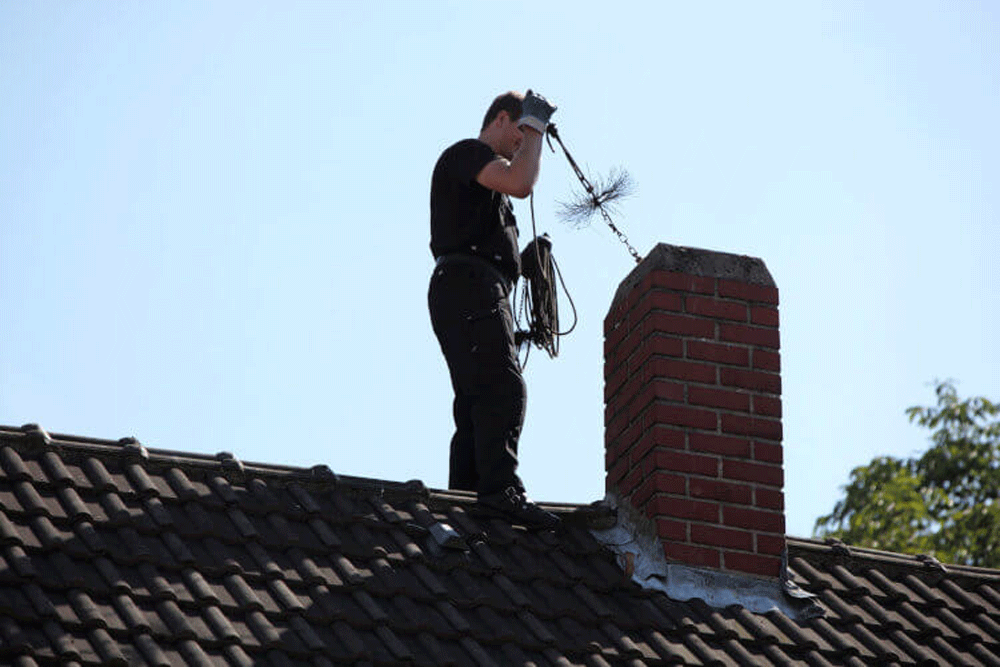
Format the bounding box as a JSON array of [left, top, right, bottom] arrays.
[[428, 256, 526, 497]]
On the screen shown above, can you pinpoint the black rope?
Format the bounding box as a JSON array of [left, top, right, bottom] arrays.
[[514, 194, 577, 366]]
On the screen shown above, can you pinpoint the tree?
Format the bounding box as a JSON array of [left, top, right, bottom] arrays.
[[814, 381, 1000, 567]]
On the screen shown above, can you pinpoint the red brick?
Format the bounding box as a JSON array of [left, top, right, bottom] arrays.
[[620, 464, 645, 498], [630, 426, 686, 467], [634, 471, 688, 506], [650, 271, 716, 294], [604, 327, 639, 374], [756, 533, 786, 556], [627, 380, 686, 424], [607, 420, 642, 458], [689, 386, 751, 412], [604, 319, 632, 357], [603, 364, 628, 401], [647, 404, 718, 432], [719, 323, 780, 349], [689, 478, 752, 505], [720, 368, 781, 394], [628, 279, 651, 312], [656, 518, 689, 542], [664, 542, 721, 569], [692, 524, 754, 551], [689, 433, 752, 458], [752, 348, 781, 372], [718, 279, 778, 305], [647, 358, 717, 384], [606, 373, 643, 417], [750, 305, 779, 327], [686, 340, 749, 366], [647, 496, 720, 523], [605, 404, 631, 441], [721, 414, 783, 441], [752, 395, 782, 417], [607, 458, 629, 487], [631, 290, 684, 326], [686, 296, 748, 322], [648, 450, 719, 478], [755, 488, 784, 511], [630, 334, 684, 372], [644, 312, 716, 339], [722, 459, 784, 487], [723, 506, 785, 533], [604, 300, 628, 336], [754, 441, 783, 464], [605, 441, 620, 470], [724, 551, 782, 578]]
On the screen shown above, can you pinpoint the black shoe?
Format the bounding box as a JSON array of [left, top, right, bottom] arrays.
[[476, 486, 561, 529]]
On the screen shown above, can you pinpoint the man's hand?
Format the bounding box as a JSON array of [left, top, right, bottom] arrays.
[[518, 90, 557, 134]]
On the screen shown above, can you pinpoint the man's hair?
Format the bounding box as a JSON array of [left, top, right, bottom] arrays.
[[481, 92, 523, 131]]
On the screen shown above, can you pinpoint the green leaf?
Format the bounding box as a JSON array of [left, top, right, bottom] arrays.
[[815, 381, 1000, 566]]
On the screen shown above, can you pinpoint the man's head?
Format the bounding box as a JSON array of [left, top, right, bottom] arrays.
[[481, 91, 523, 131], [479, 91, 525, 160]]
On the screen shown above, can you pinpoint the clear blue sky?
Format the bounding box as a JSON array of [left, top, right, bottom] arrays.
[[2, 2, 997, 539]]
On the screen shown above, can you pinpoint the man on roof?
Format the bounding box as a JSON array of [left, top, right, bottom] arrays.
[[428, 90, 559, 529]]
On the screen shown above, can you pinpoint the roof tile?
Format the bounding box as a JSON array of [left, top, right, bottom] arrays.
[[112, 593, 150, 634], [41, 617, 80, 660], [89, 556, 126, 594], [125, 463, 159, 498], [40, 451, 75, 487], [684, 631, 740, 666], [133, 632, 170, 666], [56, 486, 93, 523], [4, 429, 1000, 666], [5, 544, 37, 579], [81, 457, 116, 492], [1, 446, 32, 481], [89, 626, 127, 666], [177, 638, 216, 667], [15, 480, 56, 519]]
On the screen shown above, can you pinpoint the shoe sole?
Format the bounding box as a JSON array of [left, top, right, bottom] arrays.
[[471, 503, 560, 530]]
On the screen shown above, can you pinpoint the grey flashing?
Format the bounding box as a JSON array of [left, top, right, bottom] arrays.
[[590, 494, 823, 620], [20, 423, 53, 450], [612, 243, 775, 306], [429, 522, 468, 551], [120, 437, 149, 460]]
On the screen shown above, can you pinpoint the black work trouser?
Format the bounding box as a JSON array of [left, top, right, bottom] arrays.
[[428, 257, 526, 497]]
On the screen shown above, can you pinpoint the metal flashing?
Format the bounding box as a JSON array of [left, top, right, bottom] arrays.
[[591, 494, 824, 620]]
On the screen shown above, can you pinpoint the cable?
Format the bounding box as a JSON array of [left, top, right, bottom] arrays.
[[514, 193, 577, 367]]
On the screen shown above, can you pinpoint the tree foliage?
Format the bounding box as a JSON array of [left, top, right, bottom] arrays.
[[814, 381, 1000, 567]]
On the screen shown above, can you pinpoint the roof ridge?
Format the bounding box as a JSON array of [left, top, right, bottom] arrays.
[[787, 536, 1000, 583], [0, 423, 429, 500]]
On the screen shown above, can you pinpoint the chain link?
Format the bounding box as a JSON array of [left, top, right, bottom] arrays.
[[547, 125, 642, 264]]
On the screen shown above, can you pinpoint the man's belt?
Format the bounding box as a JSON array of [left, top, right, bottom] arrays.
[[435, 253, 512, 294]]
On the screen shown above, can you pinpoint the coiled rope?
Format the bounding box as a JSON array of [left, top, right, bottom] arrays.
[[514, 195, 577, 366]]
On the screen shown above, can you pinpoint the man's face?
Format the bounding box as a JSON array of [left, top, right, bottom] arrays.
[[499, 113, 524, 160]]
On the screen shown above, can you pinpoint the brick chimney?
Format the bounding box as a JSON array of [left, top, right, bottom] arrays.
[[604, 244, 784, 579]]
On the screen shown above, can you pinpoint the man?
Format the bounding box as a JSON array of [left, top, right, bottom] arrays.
[[428, 90, 559, 528]]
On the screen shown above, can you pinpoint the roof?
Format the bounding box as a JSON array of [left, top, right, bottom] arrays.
[[1, 424, 999, 666]]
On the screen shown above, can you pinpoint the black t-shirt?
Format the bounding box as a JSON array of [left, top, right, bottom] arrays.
[[430, 139, 520, 281]]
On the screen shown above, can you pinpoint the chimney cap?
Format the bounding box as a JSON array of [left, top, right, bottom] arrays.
[[613, 244, 775, 305]]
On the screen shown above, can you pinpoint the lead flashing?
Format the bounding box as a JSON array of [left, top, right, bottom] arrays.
[[590, 494, 823, 620]]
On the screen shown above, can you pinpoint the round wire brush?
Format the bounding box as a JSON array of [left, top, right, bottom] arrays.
[[546, 124, 641, 263]]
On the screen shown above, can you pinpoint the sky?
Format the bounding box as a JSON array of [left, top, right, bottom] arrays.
[[2, 1, 997, 540]]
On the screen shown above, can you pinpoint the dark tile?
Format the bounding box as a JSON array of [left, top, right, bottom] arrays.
[[40, 451, 75, 488]]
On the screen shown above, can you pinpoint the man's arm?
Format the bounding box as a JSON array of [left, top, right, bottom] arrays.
[[475, 128, 543, 199]]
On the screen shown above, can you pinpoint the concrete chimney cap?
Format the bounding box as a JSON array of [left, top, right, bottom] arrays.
[[613, 244, 775, 305]]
